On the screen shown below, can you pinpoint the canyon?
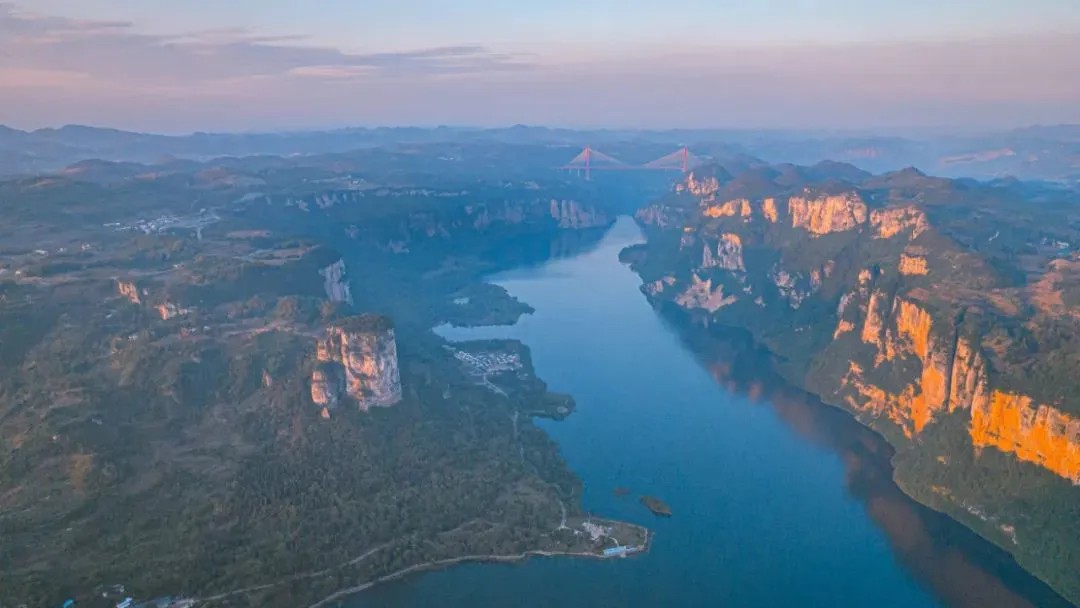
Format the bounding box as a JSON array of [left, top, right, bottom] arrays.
[[4, 134, 1079, 606], [630, 163, 1080, 603]]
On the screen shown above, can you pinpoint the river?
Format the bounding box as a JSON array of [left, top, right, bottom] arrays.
[[350, 217, 1069, 607]]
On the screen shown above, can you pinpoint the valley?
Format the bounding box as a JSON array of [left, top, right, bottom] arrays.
[[627, 162, 1080, 603], [0, 137, 1078, 607]]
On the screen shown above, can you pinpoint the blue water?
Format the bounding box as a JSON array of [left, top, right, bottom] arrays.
[[351, 217, 1062, 608]]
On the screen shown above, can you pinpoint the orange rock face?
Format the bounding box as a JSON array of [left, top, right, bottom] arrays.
[[678, 172, 721, 199], [833, 319, 855, 339], [312, 319, 402, 411], [116, 280, 142, 305], [899, 254, 929, 276], [702, 198, 752, 218], [971, 392, 1080, 484], [843, 363, 940, 437], [860, 290, 889, 347], [674, 274, 737, 313], [849, 295, 951, 435], [948, 339, 989, 413], [871, 206, 929, 240], [762, 198, 779, 223], [788, 192, 868, 235], [845, 289, 1080, 477]]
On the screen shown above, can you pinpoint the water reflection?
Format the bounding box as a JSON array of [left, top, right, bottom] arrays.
[[664, 308, 1071, 608]]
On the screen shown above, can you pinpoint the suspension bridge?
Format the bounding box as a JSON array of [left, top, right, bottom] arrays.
[[560, 146, 704, 179]]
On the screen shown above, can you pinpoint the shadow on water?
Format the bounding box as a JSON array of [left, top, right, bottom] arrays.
[[659, 306, 1072, 608]]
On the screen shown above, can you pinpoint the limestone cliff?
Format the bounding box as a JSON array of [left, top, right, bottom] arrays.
[[701, 233, 745, 272], [116, 279, 142, 304], [971, 392, 1080, 484], [840, 285, 1080, 478], [632, 162, 1080, 603], [899, 254, 929, 276], [702, 198, 752, 219], [674, 274, 737, 313], [845, 294, 950, 435], [762, 198, 779, 223], [871, 206, 928, 240], [640, 164, 1080, 483], [311, 315, 401, 412], [948, 338, 990, 413], [677, 172, 722, 199], [156, 302, 191, 320], [549, 199, 610, 229], [319, 259, 353, 306], [276, 188, 613, 245], [788, 192, 868, 235]]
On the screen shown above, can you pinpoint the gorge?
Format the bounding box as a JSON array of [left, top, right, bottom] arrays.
[[626, 164, 1080, 603], [2, 136, 1078, 607], [354, 218, 1071, 608]]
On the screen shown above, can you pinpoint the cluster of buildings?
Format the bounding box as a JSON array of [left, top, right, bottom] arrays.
[[106, 210, 219, 236], [578, 520, 642, 559], [450, 348, 522, 376]]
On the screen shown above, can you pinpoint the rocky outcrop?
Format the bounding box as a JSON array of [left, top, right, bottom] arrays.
[[116, 280, 142, 304], [549, 199, 610, 229], [841, 288, 1080, 477], [770, 266, 808, 308], [948, 338, 990, 413], [319, 259, 353, 306], [871, 206, 929, 240], [860, 290, 889, 348], [971, 392, 1080, 484], [899, 254, 929, 276], [716, 234, 745, 271], [833, 320, 856, 339], [788, 192, 868, 235], [634, 163, 1080, 602], [701, 234, 745, 271], [762, 198, 779, 223], [643, 276, 676, 296], [311, 315, 401, 412], [674, 274, 737, 312], [677, 172, 721, 199], [702, 198, 752, 219], [643, 163, 1080, 483], [848, 293, 951, 434], [635, 204, 685, 229], [156, 302, 191, 320], [310, 366, 341, 408]]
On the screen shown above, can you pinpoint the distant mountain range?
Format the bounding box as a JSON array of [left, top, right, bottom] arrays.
[[2, 123, 1079, 182]]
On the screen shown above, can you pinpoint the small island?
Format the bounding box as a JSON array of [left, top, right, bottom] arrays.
[[613, 486, 631, 497], [640, 495, 673, 517]]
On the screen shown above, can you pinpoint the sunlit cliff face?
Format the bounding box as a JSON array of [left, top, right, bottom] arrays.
[[972, 392, 1080, 484], [788, 193, 868, 235], [311, 318, 402, 413], [846, 296, 948, 435], [842, 285, 1079, 482], [641, 169, 1080, 485]]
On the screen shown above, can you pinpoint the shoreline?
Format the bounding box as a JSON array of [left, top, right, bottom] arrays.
[[195, 519, 651, 607], [649, 302, 1078, 606], [306, 522, 652, 608]]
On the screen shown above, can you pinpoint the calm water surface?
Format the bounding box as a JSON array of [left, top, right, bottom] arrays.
[[351, 217, 1068, 608]]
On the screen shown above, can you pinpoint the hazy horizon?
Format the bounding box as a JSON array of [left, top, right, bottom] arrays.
[[7, 121, 1079, 138], [2, 0, 1079, 132]]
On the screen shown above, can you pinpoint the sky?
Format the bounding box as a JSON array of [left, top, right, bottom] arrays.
[[2, 0, 1079, 133]]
